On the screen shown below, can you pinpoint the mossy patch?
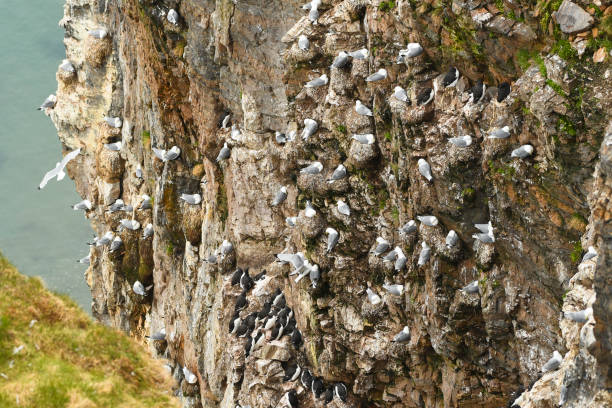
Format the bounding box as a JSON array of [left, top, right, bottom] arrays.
[[570, 241, 583, 264], [378, 0, 396, 12]]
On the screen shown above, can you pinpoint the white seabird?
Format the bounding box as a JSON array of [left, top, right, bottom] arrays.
[[472, 221, 495, 243], [180, 193, 202, 205], [393, 86, 409, 102], [448, 135, 472, 147], [104, 141, 122, 151], [399, 220, 417, 235], [511, 144, 534, 159], [417, 158, 432, 181], [300, 161, 323, 175], [104, 116, 122, 128], [392, 326, 410, 342], [109, 236, 123, 252], [349, 48, 369, 60], [327, 164, 347, 183], [77, 254, 91, 265], [488, 126, 511, 139], [582, 246, 597, 262], [366, 288, 382, 305], [183, 366, 198, 384], [461, 280, 479, 294], [397, 43, 423, 63], [417, 215, 438, 226], [331, 51, 349, 68], [272, 186, 288, 206], [167, 9, 179, 25], [326, 228, 339, 252], [337, 199, 350, 216], [365, 68, 387, 82], [88, 28, 108, 39], [38, 148, 81, 190], [382, 283, 404, 296], [230, 124, 242, 141], [417, 242, 431, 266], [298, 35, 310, 51], [541, 351, 563, 373], [216, 142, 230, 162], [37, 94, 56, 110], [135, 165, 143, 178], [352, 134, 375, 145], [139, 194, 152, 210], [564, 307, 592, 323], [286, 216, 297, 227], [152, 146, 181, 162], [305, 74, 328, 88], [119, 219, 141, 231], [304, 201, 316, 218], [394, 246, 407, 271], [301, 118, 318, 140], [59, 59, 75, 73], [142, 223, 154, 238], [71, 199, 92, 211], [355, 100, 373, 116], [445, 230, 458, 248], [372, 237, 390, 256]]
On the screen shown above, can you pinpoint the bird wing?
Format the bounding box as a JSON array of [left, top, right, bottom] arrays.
[[152, 147, 166, 161]]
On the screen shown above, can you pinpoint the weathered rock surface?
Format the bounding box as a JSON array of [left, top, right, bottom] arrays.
[[50, 0, 611, 407]]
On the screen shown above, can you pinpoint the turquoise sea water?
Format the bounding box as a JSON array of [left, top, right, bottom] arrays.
[[0, 0, 92, 310]]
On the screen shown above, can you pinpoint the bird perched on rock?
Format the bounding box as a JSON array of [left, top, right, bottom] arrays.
[[142, 223, 153, 238], [366, 68, 387, 82], [352, 133, 375, 144], [541, 351, 563, 373], [511, 144, 534, 159], [119, 219, 140, 231], [392, 326, 410, 342], [468, 79, 486, 103], [77, 253, 91, 265], [300, 161, 323, 175], [288, 390, 299, 408], [291, 329, 303, 347], [382, 247, 398, 263], [397, 43, 423, 63], [88, 28, 108, 39], [298, 35, 309, 50], [417, 88, 434, 106], [307, 0, 321, 23], [461, 280, 479, 294], [135, 165, 143, 178], [286, 216, 297, 227], [301, 368, 313, 389], [89, 231, 114, 247], [417, 215, 438, 226], [180, 193, 201, 205], [446, 230, 458, 248], [38, 94, 56, 110], [399, 220, 417, 235], [393, 86, 409, 102], [132, 280, 147, 296], [582, 246, 597, 262], [183, 367, 197, 384], [366, 288, 382, 305], [240, 270, 254, 291], [472, 221, 495, 243], [216, 142, 230, 162], [167, 9, 179, 25], [152, 146, 181, 162], [146, 328, 166, 341], [304, 201, 316, 218], [109, 236, 123, 252], [139, 194, 152, 210], [372, 237, 390, 256], [301, 118, 318, 140], [417, 158, 433, 182], [327, 164, 347, 183], [337, 199, 350, 216], [334, 383, 347, 402], [231, 268, 244, 286], [220, 240, 233, 255], [221, 114, 231, 129], [331, 51, 350, 68], [283, 365, 302, 382], [71, 199, 92, 211], [323, 387, 333, 404], [394, 247, 407, 271], [59, 59, 75, 73], [234, 292, 248, 312], [104, 141, 122, 151], [442, 66, 460, 87], [231, 125, 242, 141], [355, 100, 373, 116], [272, 186, 288, 206], [312, 377, 324, 398], [305, 74, 328, 88], [105, 116, 122, 128], [349, 48, 369, 59], [488, 126, 511, 139], [418, 242, 431, 266], [326, 228, 339, 252], [383, 283, 404, 296], [564, 307, 592, 323], [448, 135, 472, 147], [497, 82, 511, 102]]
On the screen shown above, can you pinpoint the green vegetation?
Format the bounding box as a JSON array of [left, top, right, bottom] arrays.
[[166, 242, 174, 255], [557, 116, 576, 136], [378, 0, 395, 12], [391, 207, 400, 223], [336, 125, 347, 135], [141, 130, 151, 149], [384, 132, 392, 142], [546, 79, 567, 97], [570, 241, 583, 263], [551, 39, 577, 61], [461, 187, 475, 200], [0, 254, 178, 408]]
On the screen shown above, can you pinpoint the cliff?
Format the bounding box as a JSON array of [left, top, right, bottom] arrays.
[[48, 0, 611, 407]]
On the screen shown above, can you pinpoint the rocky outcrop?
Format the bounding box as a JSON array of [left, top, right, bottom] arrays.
[[49, 0, 611, 407]]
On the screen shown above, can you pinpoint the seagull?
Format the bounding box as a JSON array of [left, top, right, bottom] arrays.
[[167, 9, 179, 25], [142, 223, 154, 238], [417, 242, 431, 266], [397, 43, 423, 62], [394, 247, 407, 271], [305, 74, 328, 88], [298, 35, 310, 50], [38, 148, 81, 190], [135, 165, 143, 178], [104, 116, 122, 128], [183, 366, 198, 384], [37, 94, 56, 110], [337, 199, 350, 216], [448, 135, 472, 147], [305, 201, 316, 217], [461, 280, 479, 294], [301, 118, 318, 140], [392, 326, 410, 342], [511, 144, 534, 158], [104, 141, 122, 151], [372, 237, 390, 256], [77, 254, 91, 265], [349, 48, 369, 60], [119, 219, 141, 231], [393, 86, 409, 102], [382, 283, 404, 296], [71, 199, 92, 211], [277, 253, 305, 275], [109, 236, 123, 252], [272, 186, 288, 206], [152, 146, 181, 162], [216, 142, 230, 162], [472, 221, 495, 243], [417, 88, 434, 106], [286, 216, 297, 227], [146, 328, 166, 341], [382, 247, 398, 262], [564, 307, 592, 323], [221, 114, 231, 129], [107, 199, 126, 213], [331, 51, 350, 68], [417, 158, 432, 181], [582, 246, 597, 262], [90, 231, 114, 247], [180, 193, 202, 205], [326, 228, 339, 252], [488, 126, 511, 139], [468, 80, 486, 103], [541, 351, 563, 373], [309, 265, 321, 288], [220, 240, 233, 255], [445, 230, 458, 248], [497, 82, 511, 102], [300, 161, 323, 175], [366, 288, 382, 305], [327, 164, 347, 183], [88, 28, 108, 39], [399, 220, 417, 235], [442, 66, 460, 88], [231, 125, 242, 141], [59, 59, 75, 73], [366, 68, 387, 82], [355, 100, 373, 116], [352, 133, 375, 144], [139, 194, 152, 210], [275, 131, 288, 144]]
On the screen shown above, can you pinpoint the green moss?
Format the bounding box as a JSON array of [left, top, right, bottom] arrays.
[[534, 55, 547, 77], [166, 243, 174, 256], [141, 130, 151, 149], [517, 49, 532, 71], [492, 280, 501, 289], [378, 0, 395, 12], [391, 207, 399, 223], [551, 39, 577, 61], [570, 241, 583, 264], [461, 187, 475, 200], [557, 116, 576, 136], [546, 79, 567, 97], [336, 125, 347, 135], [384, 131, 392, 142]]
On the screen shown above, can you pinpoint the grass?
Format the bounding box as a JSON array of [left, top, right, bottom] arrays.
[[336, 125, 347, 135], [378, 0, 395, 12], [0, 254, 178, 408], [570, 241, 583, 264]]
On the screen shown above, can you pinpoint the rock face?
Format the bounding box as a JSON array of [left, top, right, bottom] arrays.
[[553, 1, 594, 34], [50, 0, 611, 407]]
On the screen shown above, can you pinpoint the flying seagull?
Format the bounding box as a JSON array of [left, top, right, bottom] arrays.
[[38, 148, 81, 190]]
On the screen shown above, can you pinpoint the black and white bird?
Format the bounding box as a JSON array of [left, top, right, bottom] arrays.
[[229, 312, 241, 334], [327, 164, 347, 183], [497, 82, 511, 102], [287, 390, 299, 408], [240, 270, 254, 291], [323, 387, 333, 404], [234, 292, 248, 312], [231, 268, 244, 286], [312, 377, 324, 398], [291, 328, 303, 347], [442, 66, 460, 87], [334, 383, 347, 402], [468, 79, 486, 103], [417, 88, 434, 106], [301, 369, 313, 389], [283, 365, 302, 382], [272, 186, 288, 206]]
